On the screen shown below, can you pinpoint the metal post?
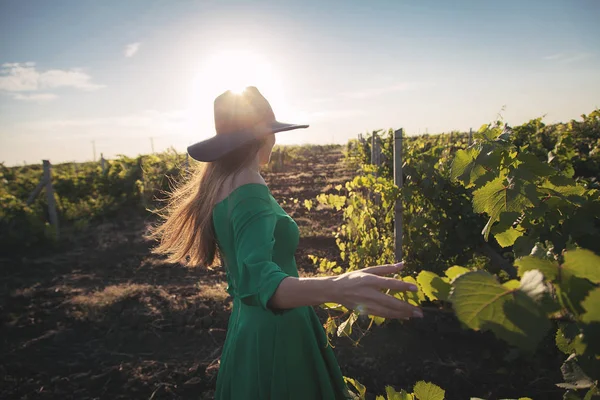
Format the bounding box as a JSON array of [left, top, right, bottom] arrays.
[[468, 128, 473, 146], [394, 129, 403, 262], [100, 153, 106, 173], [43, 160, 59, 240]]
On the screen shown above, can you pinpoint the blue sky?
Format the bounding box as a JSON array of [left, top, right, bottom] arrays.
[[1, 0, 599, 165]]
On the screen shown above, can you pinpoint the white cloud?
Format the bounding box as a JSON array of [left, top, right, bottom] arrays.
[[543, 52, 593, 63], [0, 63, 39, 91], [124, 42, 141, 58], [544, 53, 564, 60], [13, 93, 58, 102], [561, 53, 593, 63], [39, 69, 104, 90], [0, 62, 104, 93], [21, 109, 187, 137]]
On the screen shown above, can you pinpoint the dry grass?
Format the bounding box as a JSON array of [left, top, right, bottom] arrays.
[[286, 172, 313, 180], [287, 186, 307, 193], [194, 280, 228, 302], [69, 283, 177, 321], [11, 284, 41, 298], [70, 284, 158, 308]]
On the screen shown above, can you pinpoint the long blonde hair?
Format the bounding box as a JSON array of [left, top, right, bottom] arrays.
[[148, 136, 268, 267]]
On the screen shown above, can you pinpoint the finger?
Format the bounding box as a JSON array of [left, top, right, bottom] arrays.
[[365, 303, 422, 320], [354, 292, 421, 319], [371, 291, 423, 318], [362, 262, 404, 276], [355, 291, 420, 319], [374, 276, 418, 292]]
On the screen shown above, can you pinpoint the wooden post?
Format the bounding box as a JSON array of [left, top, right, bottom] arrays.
[[43, 160, 59, 240], [376, 136, 382, 167], [380, 134, 387, 165], [376, 135, 383, 204], [468, 128, 473, 146], [370, 132, 382, 167], [278, 148, 284, 171], [371, 133, 376, 165], [394, 129, 403, 262], [100, 153, 106, 173]]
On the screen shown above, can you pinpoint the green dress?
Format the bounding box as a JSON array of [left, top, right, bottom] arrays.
[[212, 183, 351, 400]]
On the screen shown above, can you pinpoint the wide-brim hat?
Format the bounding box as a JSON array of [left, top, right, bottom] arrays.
[[187, 86, 309, 162]]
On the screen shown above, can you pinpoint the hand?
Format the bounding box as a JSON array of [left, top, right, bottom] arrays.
[[331, 262, 423, 319]]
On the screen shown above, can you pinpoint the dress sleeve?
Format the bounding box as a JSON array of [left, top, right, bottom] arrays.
[[231, 195, 289, 312]]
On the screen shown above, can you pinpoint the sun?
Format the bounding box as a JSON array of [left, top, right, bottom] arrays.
[[193, 49, 283, 104], [187, 48, 306, 140]]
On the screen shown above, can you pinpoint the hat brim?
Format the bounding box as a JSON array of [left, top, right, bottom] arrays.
[[187, 121, 309, 162]]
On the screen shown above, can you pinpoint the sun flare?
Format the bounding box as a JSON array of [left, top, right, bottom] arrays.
[[188, 48, 307, 140], [193, 49, 283, 104]]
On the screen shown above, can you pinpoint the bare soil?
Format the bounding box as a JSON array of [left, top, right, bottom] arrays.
[[0, 148, 564, 399]]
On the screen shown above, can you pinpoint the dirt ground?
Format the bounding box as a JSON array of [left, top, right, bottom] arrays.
[[1, 148, 565, 399]]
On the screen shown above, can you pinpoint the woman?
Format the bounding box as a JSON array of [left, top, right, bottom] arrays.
[[150, 87, 423, 399]]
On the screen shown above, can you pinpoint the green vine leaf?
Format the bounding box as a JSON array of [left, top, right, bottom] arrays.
[[514, 256, 558, 281], [511, 152, 556, 180], [559, 275, 597, 316], [583, 385, 600, 400], [563, 249, 600, 284], [444, 266, 470, 281], [321, 302, 348, 312], [472, 176, 539, 240], [451, 148, 491, 188], [539, 176, 586, 202], [494, 227, 524, 248], [490, 211, 524, 247], [344, 376, 367, 400], [417, 271, 451, 302], [304, 199, 313, 211], [384, 386, 414, 400], [556, 324, 587, 356], [557, 354, 595, 390], [394, 276, 425, 305], [449, 270, 550, 351], [412, 381, 445, 400], [502, 280, 520, 289], [337, 312, 358, 337], [316, 193, 347, 211], [581, 287, 600, 323]]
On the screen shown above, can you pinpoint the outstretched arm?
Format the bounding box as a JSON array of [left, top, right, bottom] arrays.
[[269, 263, 424, 319]]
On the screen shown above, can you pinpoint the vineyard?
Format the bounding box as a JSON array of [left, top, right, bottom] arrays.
[[1, 110, 599, 399]]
